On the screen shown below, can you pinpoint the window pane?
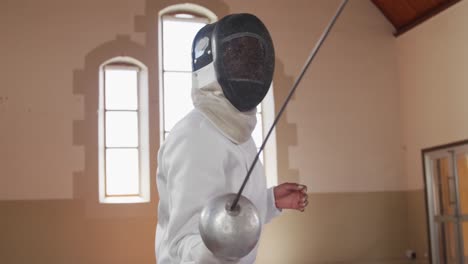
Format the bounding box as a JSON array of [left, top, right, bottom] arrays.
[[106, 111, 138, 147], [162, 19, 206, 71], [163, 72, 193, 130], [106, 148, 139, 195], [252, 113, 263, 148], [105, 68, 138, 110]]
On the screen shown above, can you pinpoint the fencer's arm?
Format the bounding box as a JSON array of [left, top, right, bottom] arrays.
[[162, 130, 237, 263], [265, 186, 282, 223]]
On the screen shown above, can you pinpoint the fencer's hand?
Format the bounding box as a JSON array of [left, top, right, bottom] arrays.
[[273, 183, 308, 212]]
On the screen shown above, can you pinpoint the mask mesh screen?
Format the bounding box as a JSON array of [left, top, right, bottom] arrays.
[[221, 36, 265, 82]]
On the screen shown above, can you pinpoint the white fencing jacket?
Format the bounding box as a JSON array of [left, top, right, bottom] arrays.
[[155, 109, 280, 264]]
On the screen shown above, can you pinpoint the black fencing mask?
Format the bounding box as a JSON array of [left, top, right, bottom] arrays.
[[192, 13, 275, 112]]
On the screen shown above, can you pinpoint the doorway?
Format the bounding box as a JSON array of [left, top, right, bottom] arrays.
[[423, 141, 468, 263]]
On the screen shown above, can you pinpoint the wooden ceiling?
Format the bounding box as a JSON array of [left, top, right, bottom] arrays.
[[371, 0, 461, 36]]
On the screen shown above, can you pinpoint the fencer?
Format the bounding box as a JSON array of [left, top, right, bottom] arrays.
[[155, 13, 308, 264]]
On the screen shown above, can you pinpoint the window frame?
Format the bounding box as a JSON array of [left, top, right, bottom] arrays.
[[98, 57, 150, 204]]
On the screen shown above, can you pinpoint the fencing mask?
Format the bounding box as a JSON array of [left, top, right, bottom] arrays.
[[192, 13, 275, 112]]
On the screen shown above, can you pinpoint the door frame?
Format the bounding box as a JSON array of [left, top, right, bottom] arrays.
[[422, 139, 468, 263]]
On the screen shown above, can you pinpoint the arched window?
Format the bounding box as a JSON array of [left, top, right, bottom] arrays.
[[158, 5, 277, 187], [98, 57, 150, 203], [158, 4, 216, 140]]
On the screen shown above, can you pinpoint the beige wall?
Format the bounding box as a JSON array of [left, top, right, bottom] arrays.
[[0, 0, 403, 199], [396, 0, 468, 260], [397, 0, 468, 190], [258, 191, 411, 264], [0, 0, 146, 199], [0, 0, 420, 263]]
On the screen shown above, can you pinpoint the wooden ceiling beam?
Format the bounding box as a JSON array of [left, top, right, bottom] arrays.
[[395, 0, 461, 36], [371, 0, 461, 37]]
